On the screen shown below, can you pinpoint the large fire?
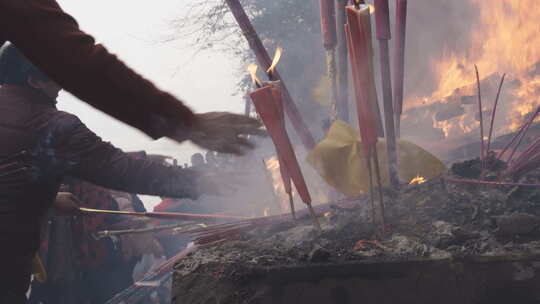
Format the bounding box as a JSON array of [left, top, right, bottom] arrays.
[[406, 0, 540, 140]]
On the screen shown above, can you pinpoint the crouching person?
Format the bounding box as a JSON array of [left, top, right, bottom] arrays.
[[0, 44, 223, 303]]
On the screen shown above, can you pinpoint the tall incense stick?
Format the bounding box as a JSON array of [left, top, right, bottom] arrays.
[[475, 65, 486, 168], [393, 0, 408, 137], [374, 0, 399, 188], [320, 0, 339, 121], [335, 0, 350, 122]]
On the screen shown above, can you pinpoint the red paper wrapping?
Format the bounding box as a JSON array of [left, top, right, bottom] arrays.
[[393, 0, 407, 116], [345, 6, 379, 153], [270, 83, 293, 195], [250, 84, 312, 205], [319, 0, 338, 49], [374, 0, 391, 40]]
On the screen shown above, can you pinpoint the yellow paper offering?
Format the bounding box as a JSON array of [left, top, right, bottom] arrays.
[[307, 120, 447, 196]]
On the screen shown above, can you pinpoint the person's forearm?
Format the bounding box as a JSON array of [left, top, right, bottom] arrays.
[[1, 0, 195, 139], [77, 152, 201, 200]]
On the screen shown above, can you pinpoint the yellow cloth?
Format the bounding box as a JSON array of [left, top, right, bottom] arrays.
[[307, 120, 447, 196]]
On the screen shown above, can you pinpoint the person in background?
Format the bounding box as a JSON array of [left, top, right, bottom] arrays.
[[29, 176, 164, 304], [205, 151, 218, 169], [0, 0, 263, 155], [0, 44, 231, 303], [190, 153, 206, 170]]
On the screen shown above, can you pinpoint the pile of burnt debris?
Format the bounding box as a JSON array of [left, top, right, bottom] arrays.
[[173, 158, 540, 304]]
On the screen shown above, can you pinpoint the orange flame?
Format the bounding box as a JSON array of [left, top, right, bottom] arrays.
[[266, 46, 283, 75], [406, 0, 540, 139], [409, 175, 426, 185], [247, 64, 262, 87]]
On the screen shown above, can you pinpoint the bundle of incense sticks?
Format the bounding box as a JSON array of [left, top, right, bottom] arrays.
[[319, 0, 337, 49], [93, 222, 202, 240], [345, 4, 386, 230], [249, 81, 321, 230], [345, 7, 384, 137], [106, 245, 198, 304], [267, 72, 296, 219], [186, 196, 360, 245], [225, 0, 315, 150], [374, 0, 399, 188], [334, 0, 350, 123], [79, 208, 248, 221]]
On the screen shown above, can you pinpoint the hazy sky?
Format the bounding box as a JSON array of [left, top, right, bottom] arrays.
[[55, 0, 246, 208]]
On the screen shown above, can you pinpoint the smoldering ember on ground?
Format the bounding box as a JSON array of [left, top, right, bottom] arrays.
[[20, 0, 540, 303]]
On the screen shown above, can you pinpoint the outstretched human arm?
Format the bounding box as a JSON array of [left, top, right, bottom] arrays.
[[0, 0, 194, 140], [54, 112, 215, 198], [0, 0, 263, 154]]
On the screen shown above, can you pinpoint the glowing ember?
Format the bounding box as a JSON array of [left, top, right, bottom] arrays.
[[266, 46, 283, 75], [324, 212, 332, 217], [409, 175, 426, 185], [247, 64, 262, 87]]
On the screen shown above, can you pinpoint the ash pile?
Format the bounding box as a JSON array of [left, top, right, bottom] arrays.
[[172, 159, 540, 304]]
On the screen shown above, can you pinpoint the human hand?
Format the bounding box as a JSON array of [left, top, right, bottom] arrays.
[[54, 192, 83, 216], [180, 112, 265, 155]]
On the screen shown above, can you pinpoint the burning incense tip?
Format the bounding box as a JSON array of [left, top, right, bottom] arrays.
[[266, 46, 283, 75], [409, 174, 426, 185], [247, 64, 263, 87]]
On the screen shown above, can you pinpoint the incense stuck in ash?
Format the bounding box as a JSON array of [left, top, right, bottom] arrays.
[[271, 82, 296, 219], [249, 77, 321, 230], [345, 4, 386, 231], [374, 0, 399, 188]]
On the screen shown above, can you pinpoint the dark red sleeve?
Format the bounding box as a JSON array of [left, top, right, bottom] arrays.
[[52, 111, 201, 200], [0, 0, 196, 140]]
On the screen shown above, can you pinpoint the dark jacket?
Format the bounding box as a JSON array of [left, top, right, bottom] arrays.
[[0, 85, 200, 256], [0, 0, 195, 140]]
